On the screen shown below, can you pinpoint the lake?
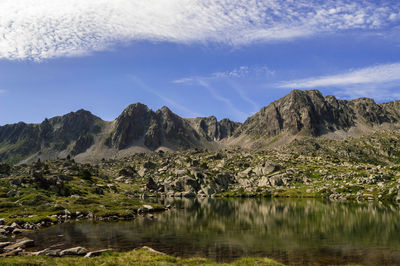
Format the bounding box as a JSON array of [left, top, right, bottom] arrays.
[[28, 198, 400, 265]]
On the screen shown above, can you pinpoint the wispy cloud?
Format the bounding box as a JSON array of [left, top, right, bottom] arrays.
[[278, 62, 400, 88], [173, 65, 274, 84], [173, 65, 266, 118], [1, 0, 399, 60], [226, 80, 260, 113], [278, 62, 400, 101], [128, 75, 201, 118], [196, 78, 249, 121]]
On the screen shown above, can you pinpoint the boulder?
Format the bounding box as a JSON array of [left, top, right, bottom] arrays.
[[12, 228, 33, 235], [172, 176, 200, 192], [254, 163, 281, 176], [46, 249, 62, 256], [142, 205, 154, 211], [118, 167, 137, 177], [237, 168, 253, 178], [0, 164, 10, 175], [146, 177, 158, 191], [0, 242, 11, 249], [84, 249, 112, 257], [3, 238, 34, 251], [0, 248, 22, 257], [257, 177, 270, 187], [269, 175, 284, 187], [214, 173, 234, 190], [138, 168, 147, 177], [60, 246, 88, 256], [143, 161, 156, 169], [139, 246, 166, 255]]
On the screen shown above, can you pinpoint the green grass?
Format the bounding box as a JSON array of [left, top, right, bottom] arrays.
[[0, 248, 284, 266]]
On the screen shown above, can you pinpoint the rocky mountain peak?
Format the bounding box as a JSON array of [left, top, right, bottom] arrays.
[[239, 89, 400, 139]]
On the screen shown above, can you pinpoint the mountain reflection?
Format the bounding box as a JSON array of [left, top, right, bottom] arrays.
[[30, 198, 400, 265]]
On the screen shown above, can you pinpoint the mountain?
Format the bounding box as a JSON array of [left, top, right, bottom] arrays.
[[0, 110, 105, 163], [0, 104, 239, 163], [236, 89, 400, 139], [0, 89, 399, 164]]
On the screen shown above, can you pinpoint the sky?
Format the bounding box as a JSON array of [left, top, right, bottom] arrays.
[[0, 0, 400, 125]]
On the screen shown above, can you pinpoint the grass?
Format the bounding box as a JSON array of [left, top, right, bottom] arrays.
[[0, 248, 283, 266]]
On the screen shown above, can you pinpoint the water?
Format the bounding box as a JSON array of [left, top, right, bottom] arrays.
[[28, 198, 400, 265]]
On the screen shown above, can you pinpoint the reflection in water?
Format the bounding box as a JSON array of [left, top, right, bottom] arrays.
[[30, 198, 400, 265]]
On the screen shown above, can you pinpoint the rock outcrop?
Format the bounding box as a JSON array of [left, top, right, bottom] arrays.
[[237, 90, 400, 138]]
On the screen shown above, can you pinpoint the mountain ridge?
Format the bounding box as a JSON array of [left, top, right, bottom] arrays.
[[0, 89, 399, 164]]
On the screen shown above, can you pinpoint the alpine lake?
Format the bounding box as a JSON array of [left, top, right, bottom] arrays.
[[24, 197, 400, 265]]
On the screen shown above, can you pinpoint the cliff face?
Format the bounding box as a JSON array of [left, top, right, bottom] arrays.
[[237, 90, 400, 138], [108, 104, 239, 151], [187, 116, 241, 141], [0, 89, 399, 163], [0, 110, 104, 163]]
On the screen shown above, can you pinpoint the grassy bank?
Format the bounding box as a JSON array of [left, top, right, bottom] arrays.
[[0, 248, 283, 266]]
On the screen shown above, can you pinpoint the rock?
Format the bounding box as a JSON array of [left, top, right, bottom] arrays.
[[146, 177, 158, 191], [142, 205, 154, 211], [118, 167, 136, 177], [12, 228, 34, 235], [6, 190, 17, 198], [27, 248, 50, 256], [4, 238, 34, 251], [84, 249, 112, 257], [10, 222, 20, 229], [60, 246, 88, 256], [174, 169, 187, 177], [257, 177, 270, 187], [396, 192, 400, 202], [214, 173, 234, 190], [254, 163, 281, 176], [269, 175, 284, 187], [139, 246, 166, 255], [0, 242, 11, 249], [138, 168, 147, 177], [173, 176, 200, 192], [0, 248, 22, 257], [46, 249, 62, 256], [182, 191, 196, 198], [201, 185, 216, 196], [143, 161, 156, 169], [0, 164, 10, 175], [0, 218, 5, 225], [237, 168, 253, 178]]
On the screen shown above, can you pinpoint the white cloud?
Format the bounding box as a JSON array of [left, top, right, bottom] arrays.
[[173, 65, 274, 84], [335, 87, 400, 101], [278, 62, 400, 101], [278, 63, 400, 88], [0, 0, 399, 60]]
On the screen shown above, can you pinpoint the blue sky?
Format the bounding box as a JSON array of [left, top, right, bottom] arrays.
[[0, 0, 400, 125]]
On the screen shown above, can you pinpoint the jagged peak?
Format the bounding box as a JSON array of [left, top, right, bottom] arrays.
[[350, 97, 376, 105], [123, 102, 150, 112], [158, 106, 173, 114], [286, 89, 322, 97], [118, 103, 152, 120]]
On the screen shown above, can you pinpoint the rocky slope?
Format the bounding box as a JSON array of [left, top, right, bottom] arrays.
[[0, 89, 399, 163], [237, 89, 400, 139], [0, 110, 105, 163]]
